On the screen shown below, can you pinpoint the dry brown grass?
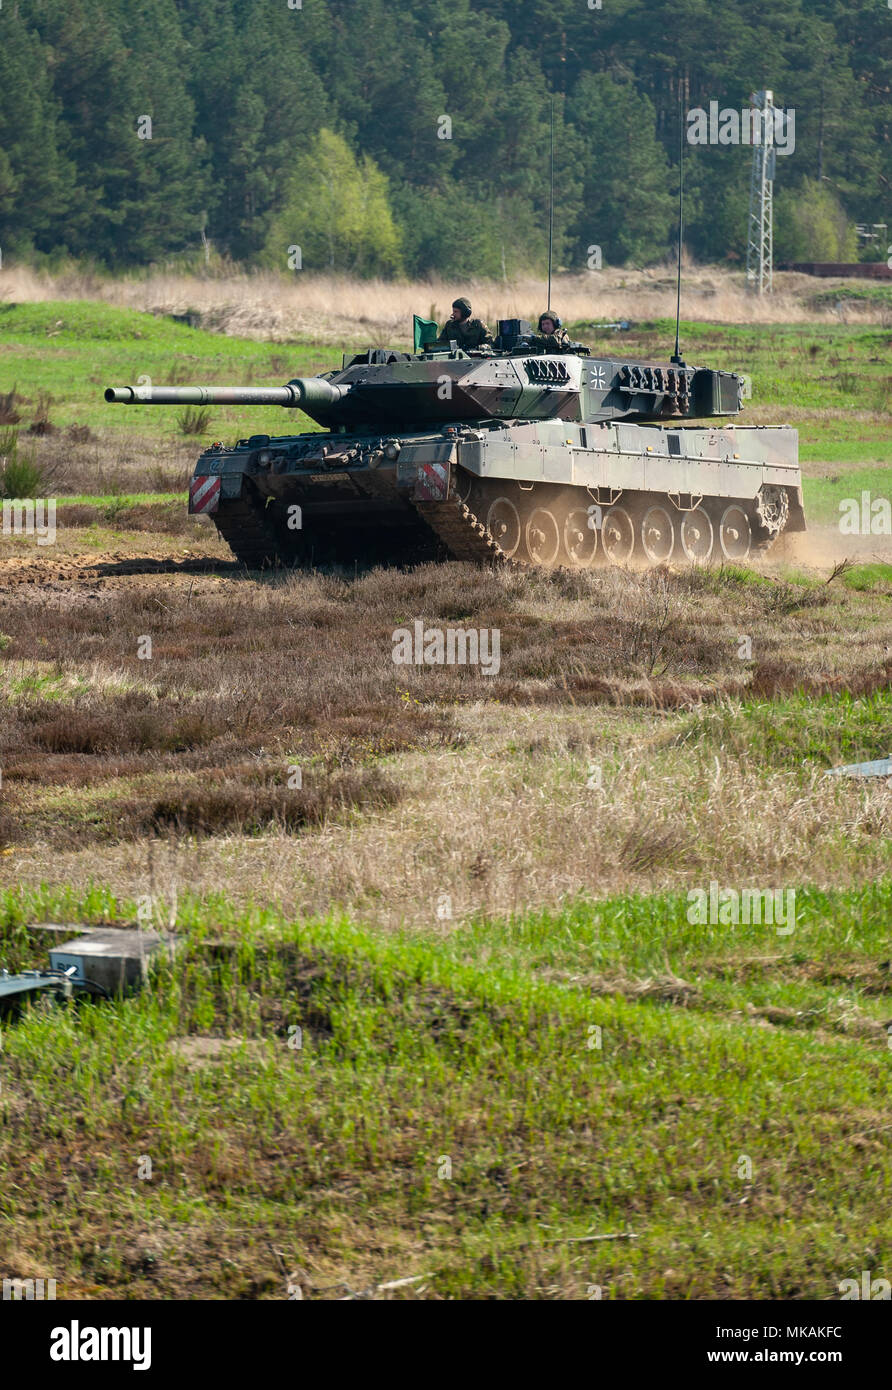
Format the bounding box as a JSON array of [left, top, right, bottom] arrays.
[[55, 501, 196, 533], [3, 263, 887, 342], [4, 703, 889, 927], [134, 768, 399, 837], [30, 430, 195, 498], [1, 557, 889, 917]]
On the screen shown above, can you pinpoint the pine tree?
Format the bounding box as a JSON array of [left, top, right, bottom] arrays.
[[0, 6, 73, 256], [568, 74, 675, 266], [180, 0, 331, 261], [3, 0, 890, 272]]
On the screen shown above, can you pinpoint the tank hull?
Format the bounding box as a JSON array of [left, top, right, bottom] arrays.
[[190, 418, 803, 569]]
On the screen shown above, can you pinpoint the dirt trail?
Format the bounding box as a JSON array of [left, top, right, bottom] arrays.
[[0, 550, 240, 589], [0, 524, 886, 595]]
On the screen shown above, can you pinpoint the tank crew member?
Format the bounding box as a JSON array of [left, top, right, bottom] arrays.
[[531, 311, 571, 352], [436, 297, 493, 350]]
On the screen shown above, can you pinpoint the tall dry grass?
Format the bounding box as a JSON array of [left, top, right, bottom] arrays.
[[2, 263, 886, 342], [1, 559, 890, 921]]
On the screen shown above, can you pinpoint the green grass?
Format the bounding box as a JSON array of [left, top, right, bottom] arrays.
[[810, 285, 892, 309], [799, 423, 892, 467], [842, 562, 892, 593], [57, 492, 187, 508], [1, 671, 91, 701], [0, 301, 342, 438], [2, 300, 891, 1299], [674, 690, 892, 770], [1, 881, 890, 1299], [801, 466, 892, 525]]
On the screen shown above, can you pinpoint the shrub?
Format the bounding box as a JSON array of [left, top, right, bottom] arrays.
[[26, 390, 58, 436], [263, 128, 403, 276], [67, 423, 96, 444], [176, 405, 212, 436], [0, 385, 21, 425], [0, 428, 45, 499], [141, 768, 400, 836], [775, 177, 858, 262]]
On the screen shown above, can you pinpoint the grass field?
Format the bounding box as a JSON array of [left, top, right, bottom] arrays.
[[2, 880, 890, 1300], [0, 296, 890, 1300], [0, 300, 331, 440]]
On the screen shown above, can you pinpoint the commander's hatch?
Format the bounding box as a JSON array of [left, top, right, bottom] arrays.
[[341, 348, 412, 369]]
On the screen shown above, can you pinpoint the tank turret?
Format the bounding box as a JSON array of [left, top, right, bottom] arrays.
[[107, 353, 743, 428]]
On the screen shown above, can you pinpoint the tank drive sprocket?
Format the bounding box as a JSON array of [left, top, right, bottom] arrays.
[[751, 484, 791, 549]]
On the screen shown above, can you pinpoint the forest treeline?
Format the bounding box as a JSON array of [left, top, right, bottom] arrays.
[[1, 0, 890, 276]]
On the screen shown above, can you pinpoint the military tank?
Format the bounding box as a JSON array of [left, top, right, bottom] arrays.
[[105, 318, 803, 569]]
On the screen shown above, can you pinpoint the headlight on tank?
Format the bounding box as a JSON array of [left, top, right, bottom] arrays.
[[256, 448, 272, 467], [383, 439, 400, 460]]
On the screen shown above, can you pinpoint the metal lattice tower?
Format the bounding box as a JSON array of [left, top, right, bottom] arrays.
[[746, 91, 776, 296]]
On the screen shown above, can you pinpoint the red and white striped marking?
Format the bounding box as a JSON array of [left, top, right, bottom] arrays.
[[414, 462, 449, 501], [189, 475, 222, 514]]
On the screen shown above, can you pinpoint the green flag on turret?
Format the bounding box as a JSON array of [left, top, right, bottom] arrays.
[[413, 315, 439, 353]]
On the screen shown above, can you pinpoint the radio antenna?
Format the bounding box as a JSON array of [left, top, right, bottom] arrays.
[[671, 92, 685, 366], [547, 98, 555, 313]]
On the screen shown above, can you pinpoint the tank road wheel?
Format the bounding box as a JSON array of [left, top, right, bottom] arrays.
[[524, 507, 562, 567], [485, 496, 522, 558], [679, 507, 714, 563], [602, 506, 636, 566], [717, 503, 752, 561], [562, 507, 598, 567], [639, 504, 675, 564]]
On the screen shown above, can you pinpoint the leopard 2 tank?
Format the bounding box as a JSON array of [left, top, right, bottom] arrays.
[[105, 318, 803, 569]]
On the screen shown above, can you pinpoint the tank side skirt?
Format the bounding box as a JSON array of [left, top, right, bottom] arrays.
[[456, 423, 800, 504]]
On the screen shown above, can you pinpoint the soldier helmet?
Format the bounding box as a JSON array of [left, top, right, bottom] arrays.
[[452, 297, 473, 320], [538, 310, 562, 331]]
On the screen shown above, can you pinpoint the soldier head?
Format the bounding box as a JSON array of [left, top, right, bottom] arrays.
[[450, 297, 473, 323], [538, 311, 562, 334]]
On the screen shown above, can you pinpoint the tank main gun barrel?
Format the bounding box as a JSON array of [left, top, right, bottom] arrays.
[[104, 378, 349, 408]]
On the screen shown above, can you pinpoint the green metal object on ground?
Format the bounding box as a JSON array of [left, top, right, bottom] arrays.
[[0, 969, 72, 1011]]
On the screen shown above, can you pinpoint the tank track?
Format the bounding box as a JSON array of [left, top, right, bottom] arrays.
[[414, 496, 513, 564], [211, 478, 790, 571], [211, 492, 295, 568], [421, 480, 788, 567], [215, 487, 521, 569], [212, 483, 442, 570]]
